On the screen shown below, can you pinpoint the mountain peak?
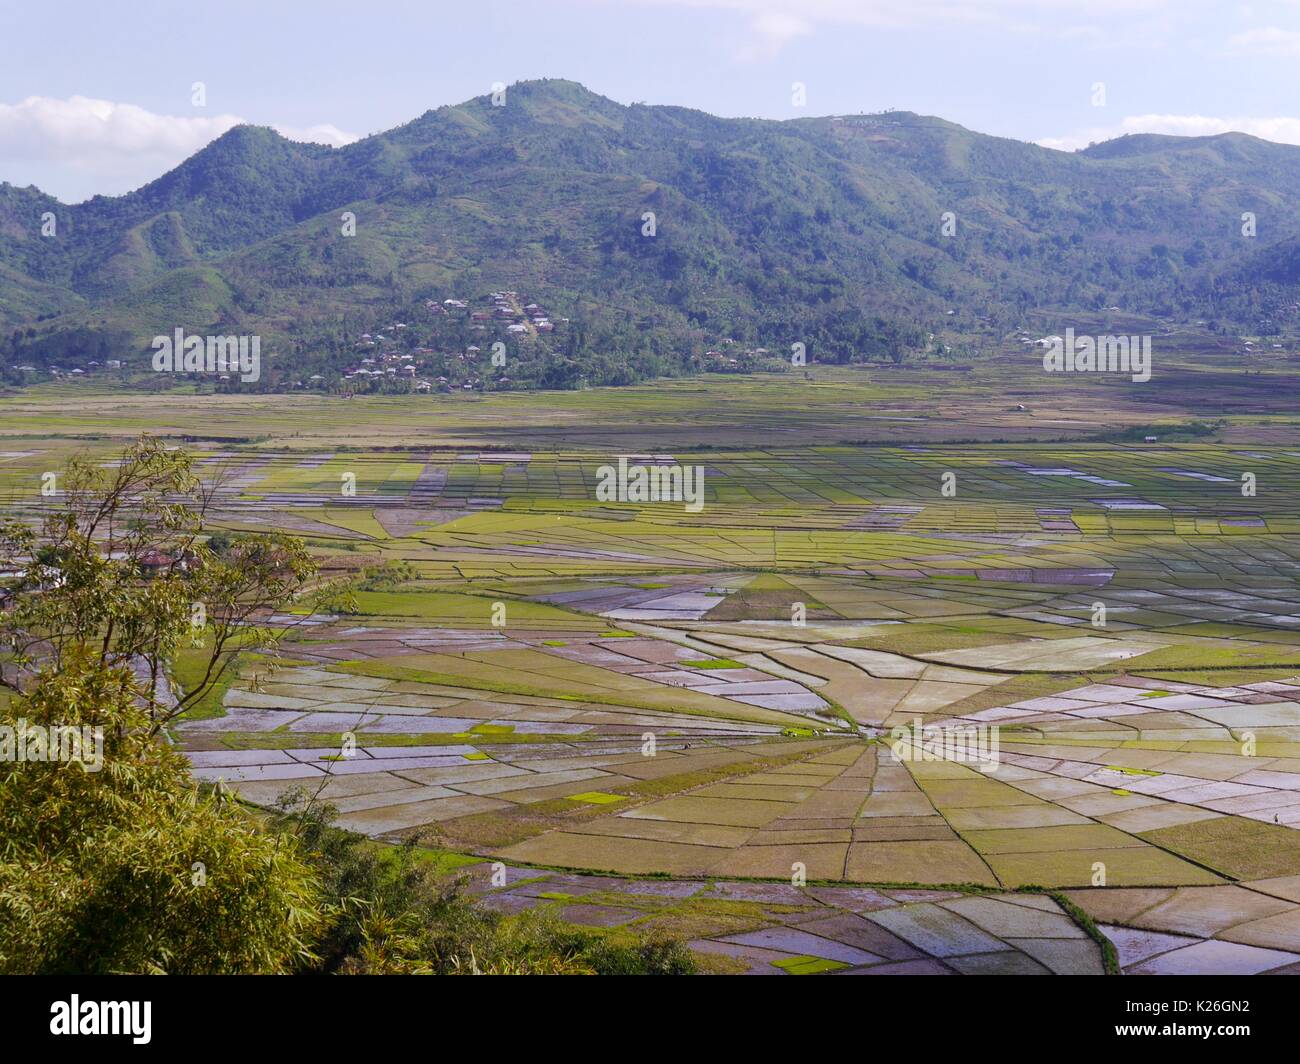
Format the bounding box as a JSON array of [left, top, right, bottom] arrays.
[[1080, 128, 1288, 161], [7, 84, 1300, 385], [457, 78, 625, 127]]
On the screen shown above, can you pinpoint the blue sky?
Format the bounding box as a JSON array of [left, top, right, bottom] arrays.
[[3, 0, 1300, 201]]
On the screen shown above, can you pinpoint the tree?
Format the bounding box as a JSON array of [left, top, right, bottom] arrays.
[[0, 436, 332, 973], [0, 437, 694, 976], [0, 650, 323, 973], [0, 435, 344, 734]]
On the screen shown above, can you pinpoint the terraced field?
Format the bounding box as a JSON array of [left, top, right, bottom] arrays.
[[5, 367, 1299, 974]]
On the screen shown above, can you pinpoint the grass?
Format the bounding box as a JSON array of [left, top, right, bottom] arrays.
[[368, 840, 483, 876], [1145, 668, 1300, 687], [771, 956, 850, 975], [566, 792, 626, 805], [1140, 816, 1300, 880], [325, 657, 807, 728], [418, 739, 852, 851], [345, 588, 596, 627], [1122, 643, 1300, 671], [199, 731, 592, 750], [168, 642, 263, 724], [19, 403, 1300, 951], [841, 624, 1038, 656]]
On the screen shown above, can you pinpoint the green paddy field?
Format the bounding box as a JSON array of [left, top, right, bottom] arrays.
[[7, 361, 1300, 974]]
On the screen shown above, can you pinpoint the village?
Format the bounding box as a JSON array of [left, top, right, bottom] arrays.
[[324, 289, 557, 394], [7, 293, 1298, 396]]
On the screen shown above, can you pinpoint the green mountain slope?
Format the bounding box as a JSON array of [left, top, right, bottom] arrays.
[[3, 79, 1299, 388]]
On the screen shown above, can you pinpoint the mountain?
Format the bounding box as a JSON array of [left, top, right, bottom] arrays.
[[3, 79, 1299, 390]]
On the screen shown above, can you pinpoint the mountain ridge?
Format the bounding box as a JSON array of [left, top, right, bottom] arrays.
[[3, 78, 1299, 389]]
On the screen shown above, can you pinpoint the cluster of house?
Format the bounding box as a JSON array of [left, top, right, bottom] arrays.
[[326, 292, 570, 393], [335, 337, 503, 393], [430, 290, 560, 335], [705, 341, 751, 367], [345, 324, 432, 387], [702, 338, 788, 370], [0, 549, 199, 611], [137, 549, 201, 575], [1019, 330, 1291, 357], [1241, 339, 1289, 354], [13, 359, 124, 380]]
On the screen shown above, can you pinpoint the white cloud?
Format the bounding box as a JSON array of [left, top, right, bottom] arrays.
[[1226, 26, 1300, 57], [0, 95, 358, 202], [0, 96, 245, 162], [1038, 112, 1300, 152], [735, 11, 814, 61]]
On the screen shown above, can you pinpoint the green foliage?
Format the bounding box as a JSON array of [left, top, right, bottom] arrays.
[[8, 80, 1300, 387], [0, 650, 323, 974], [0, 435, 694, 976], [1102, 419, 1225, 443], [205, 531, 233, 554], [0, 437, 336, 972], [0, 436, 333, 731], [356, 559, 418, 592], [277, 790, 696, 975]]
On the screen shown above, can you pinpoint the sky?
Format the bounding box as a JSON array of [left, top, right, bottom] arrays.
[[2, 0, 1300, 202]]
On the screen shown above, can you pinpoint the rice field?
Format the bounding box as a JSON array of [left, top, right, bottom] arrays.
[[7, 370, 1300, 974]]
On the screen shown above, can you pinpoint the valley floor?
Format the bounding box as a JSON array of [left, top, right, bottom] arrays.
[[6, 374, 1300, 974]]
